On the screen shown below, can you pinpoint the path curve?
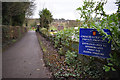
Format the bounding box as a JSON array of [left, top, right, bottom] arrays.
[[3, 31, 51, 78]]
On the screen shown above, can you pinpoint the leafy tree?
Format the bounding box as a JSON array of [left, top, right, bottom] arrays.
[[2, 1, 35, 26], [25, 1, 36, 27], [77, 0, 120, 76], [39, 8, 53, 29], [115, 0, 120, 28], [12, 13, 25, 26], [59, 18, 65, 20]]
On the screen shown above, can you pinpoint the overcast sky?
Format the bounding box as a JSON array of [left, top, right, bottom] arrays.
[[32, 0, 118, 20]]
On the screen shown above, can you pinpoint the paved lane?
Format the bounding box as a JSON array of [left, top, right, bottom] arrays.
[[3, 31, 51, 78]]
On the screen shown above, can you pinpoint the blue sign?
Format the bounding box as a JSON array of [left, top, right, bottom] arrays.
[[79, 28, 111, 58]]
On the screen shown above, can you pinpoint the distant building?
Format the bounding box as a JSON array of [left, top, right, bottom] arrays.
[[50, 19, 81, 30]]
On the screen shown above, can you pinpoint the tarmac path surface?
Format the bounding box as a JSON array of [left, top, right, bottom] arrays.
[[3, 31, 51, 78]]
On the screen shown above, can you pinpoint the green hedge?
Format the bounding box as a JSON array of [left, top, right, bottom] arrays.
[[2, 25, 28, 48], [38, 28, 110, 78]]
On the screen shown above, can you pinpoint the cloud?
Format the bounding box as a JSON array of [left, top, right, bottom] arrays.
[[32, 0, 118, 20], [104, 0, 117, 14]]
